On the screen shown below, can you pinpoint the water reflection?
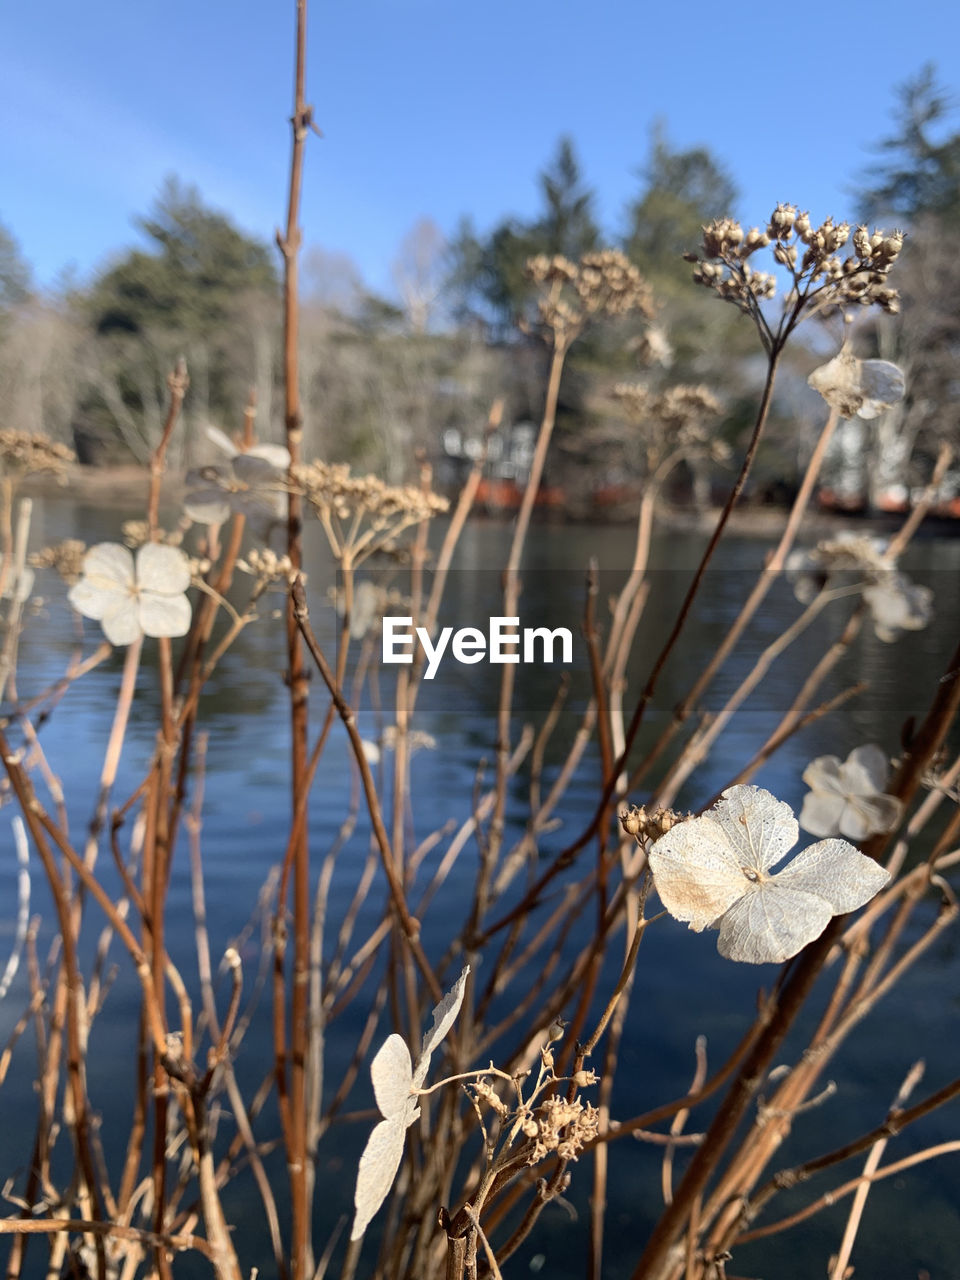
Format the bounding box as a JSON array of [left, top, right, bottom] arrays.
[[2, 494, 958, 1276]]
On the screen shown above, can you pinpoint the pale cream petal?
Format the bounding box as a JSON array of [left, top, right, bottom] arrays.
[[841, 794, 903, 840], [648, 820, 746, 933], [717, 883, 832, 964], [184, 490, 232, 525], [774, 838, 889, 913], [136, 543, 192, 595], [138, 591, 192, 638], [83, 542, 135, 590], [351, 1117, 406, 1240], [711, 784, 798, 873], [841, 744, 889, 794], [68, 578, 114, 621], [101, 598, 142, 647], [414, 966, 470, 1088], [370, 1034, 413, 1121], [798, 790, 846, 838], [801, 755, 846, 796], [242, 443, 291, 472]]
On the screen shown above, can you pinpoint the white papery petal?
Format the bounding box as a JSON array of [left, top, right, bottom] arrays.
[[859, 359, 905, 412], [68, 578, 114, 621], [717, 883, 833, 964], [774, 838, 890, 913], [243, 443, 291, 471], [648, 820, 747, 933], [139, 591, 192, 639], [136, 543, 191, 594], [798, 790, 846, 837], [841, 744, 889, 795], [711, 785, 798, 874], [414, 966, 470, 1088], [1, 562, 35, 601], [83, 543, 135, 590], [205, 424, 239, 456], [101, 599, 142, 647], [841, 794, 903, 841], [370, 1034, 413, 1121], [801, 755, 846, 796], [351, 1118, 406, 1241], [184, 491, 233, 526]]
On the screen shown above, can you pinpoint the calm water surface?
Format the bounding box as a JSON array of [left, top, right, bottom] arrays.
[[1, 494, 958, 1277]]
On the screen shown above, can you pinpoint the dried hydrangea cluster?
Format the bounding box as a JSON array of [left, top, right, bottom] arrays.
[[685, 205, 903, 348], [525, 249, 654, 347], [293, 461, 448, 563], [236, 547, 298, 588], [121, 520, 185, 550], [613, 382, 729, 471], [620, 803, 687, 845], [30, 538, 87, 585], [519, 1095, 600, 1166], [0, 429, 75, 480]]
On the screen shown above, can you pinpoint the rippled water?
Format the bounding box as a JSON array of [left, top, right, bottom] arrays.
[[2, 494, 958, 1277]]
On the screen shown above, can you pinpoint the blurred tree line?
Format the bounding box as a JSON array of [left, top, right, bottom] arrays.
[[0, 70, 957, 507]]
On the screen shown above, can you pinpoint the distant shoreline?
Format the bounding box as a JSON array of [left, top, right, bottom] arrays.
[[21, 464, 955, 541]]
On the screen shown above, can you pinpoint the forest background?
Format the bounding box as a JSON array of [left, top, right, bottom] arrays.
[[2, 68, 959, 512]]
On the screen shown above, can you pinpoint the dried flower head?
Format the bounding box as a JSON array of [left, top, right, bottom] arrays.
[[293, 461, 448, 566], [0, 429, 74, 480], [524, 1096, 600, 1165], [352, 968, 469, 1240], [620, 804, 686, 844], [800, 745, 903, 841], [648, 784, 890, 963], [30, 539, 87, 585], [525, 249, 654, 348], [236, 548, 298, 588], [121, 520, 184, 550], [613, 381, 727, 475], [686, 205, 903, 351], [68, 543, 193, 647]]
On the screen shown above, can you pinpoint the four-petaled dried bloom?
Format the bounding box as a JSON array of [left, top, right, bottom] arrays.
[[785, 533, 933, 643], [185, 442, 291, 533], [68, 543, 193, 647], [808, 348, 905, 419], [648, 784, 890, 963], [800, 745, 903, 841], [352, 967, 470, 1240]]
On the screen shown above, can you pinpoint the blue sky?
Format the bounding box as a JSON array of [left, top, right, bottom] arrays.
[[2, 0, 957, 298]]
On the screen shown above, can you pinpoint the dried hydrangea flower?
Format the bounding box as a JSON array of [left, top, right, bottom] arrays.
[[648, 784, 889, 964], [184, 443, 290, 528], [352, 967, 469, 1240], [808, 348, 905, 419], [800, 745, 903, 841], [785, 534, 933, 642], [68, 543, 193, 647], [862, 574, 933, 642]]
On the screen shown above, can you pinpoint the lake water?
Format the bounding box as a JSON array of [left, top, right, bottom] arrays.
[[1, 492, 958, 1278]]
